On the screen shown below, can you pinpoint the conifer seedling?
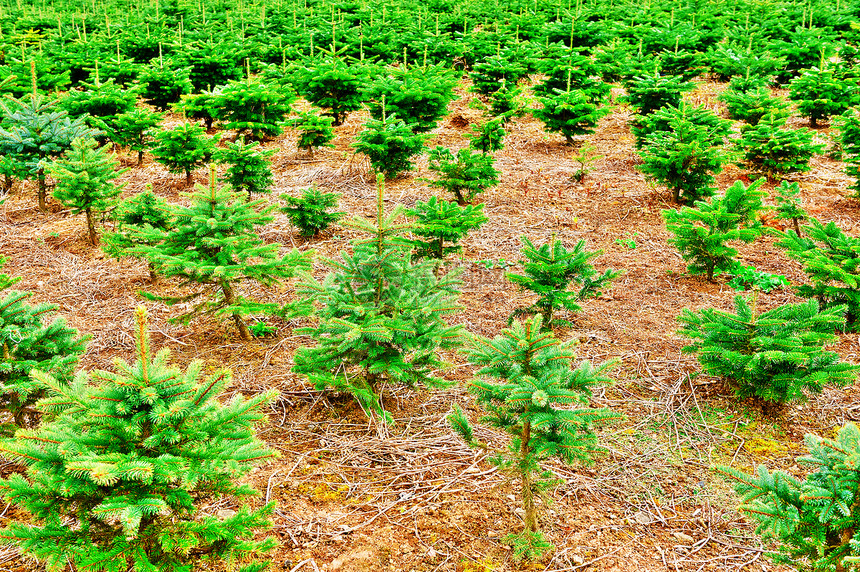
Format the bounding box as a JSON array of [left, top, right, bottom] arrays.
[[214, 136, 275, 199], [295, 58, 366, 125], [0, 306, 277, 571], [292, 176, 462, 423], [138, 60, 192, 111], [533, 88, 609, 146], [507, 235, 620, 328], [288, 108, 336, 157], [174, 88, 222, 130], [776, 218, 860, 331], [129, 170, 311, 340], [736, 112, 824, 179], [789, 65, 858, 127], [48, 138, 128, 245], [0, 257, 87, 429], [663, 179, 766, 281], [366, 63, 458, 133], [718, 422, 860, 571], [407, 196, 487, 260], [279, 186, 344, 237], [774, 180, 808, 236], [625, 73, 695, 117], [466, 117, 506, 154], [449, 316, 620, 560], [352, 112, 427, 179], [426, 146, 499, 205], [0, 93, 94, 211], [106, 107, 163, 166], [837, 108, 860, 198], [150, 122, 218, 186], [214, 77, 295, 140], [102, 188, 173, 280], [680, 295, 858, 405]]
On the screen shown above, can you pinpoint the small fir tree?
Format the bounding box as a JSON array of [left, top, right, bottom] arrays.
[[0, 93, 93, 211], [679, 295, 858, 405], [102, 188, 173, 280], [466, 117, 506, 154], [0, 257, 87, 429], [352, 113, 427, 179], [469, 54, 528, 96], [507, 235, 620, 328], [279, 186, 344, 237], [214, 137, 275, 199], [295, 58, 366, 125], [0, 306, 277, 572], [213, 77, 294, 140], [106, 108, 163, 166], [625, 73, 696, 117], [638, 105, 732, 204], [60, 77, 138, 133], [174, 88, 222, 130], [736, 112, 825, 179], [837, 108, 860, 198], [663, 179, 766, 281], [774, 180, 808, 236], [719, 76, 790, 126], [426, 146, 499, 206], [138, 60, 192, 111], [717, 423, 860, 571], [48, 138, 128, 245], [366, 64, 458, 133], [151, 122, 218, 186], [129, 171, 311, 340], [776, 218, 860, 331], [407, 196, 487, 260], [488, 80, 526, 120], [288, 108, 335, 157], [789, 65, 858, 127], [632, 102, 732, 150], [292, 176, 462, 423], [533, 88, 609, 146], [449, 316, 620, 560]]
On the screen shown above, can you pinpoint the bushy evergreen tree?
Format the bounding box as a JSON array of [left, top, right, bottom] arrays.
[[48, 138, 128, 245], [288, 108, 335, 157], [294, 58, 366, 125], [719, 76, 790, 126], [449, 316, 620, 560], [129, 171, 311, 340], [60, 77, 138, 134], [718, 423, 860, 571], [466, 118, 506, 154], [407, 196, 487, 260], [174, 88, 222, 130], [366, 64, 458, 133], [789, 65, 858, 127], [488, 81, 526, 120], [214, 137, 275, 199], [0, 306, 277, 572], [214, 77, 294, 140], [0, 93, 93, 210], [625, 73, 695, 117], [292, 177, 462, 423], [151, 123, 218, 186], [736, 112, 824, 179], [774, 180, 808, 236], [106, 108, 163, 166], [279, 186, 344, 237], [533, 86, 608, 145], [638, 105, 731, 204], [680, 296, 858, 405], [663, 179, 766, 281], [0, 258, 87, 429], [633, 102, 731, 150], [102, 188, 173, 280], [837, 108, 860, 198], [469, 54, 528, 96], [138, 60, 192, 111], [426, 146, 499, 205], [776, 218, 860, 331], [507, 236, 619, 328], [352, 113, 427, 179]]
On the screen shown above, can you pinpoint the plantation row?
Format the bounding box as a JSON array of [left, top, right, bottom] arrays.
[[2, 0, 860, 569]]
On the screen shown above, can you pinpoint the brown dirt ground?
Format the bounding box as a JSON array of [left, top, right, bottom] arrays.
[[0, 78, 856, 572]]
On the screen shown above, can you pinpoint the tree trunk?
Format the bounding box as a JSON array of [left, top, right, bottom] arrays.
[[220, 280, 251, 340], [137, 150, 144, 167], [793, 217, 801, 236], [37, 173, 47, 211], [185, 169, 193, 186], [86, 207, 98, 245], [520, 421, 538, 533], [672, 187, 681, 203], [564, 133, 574, 146]]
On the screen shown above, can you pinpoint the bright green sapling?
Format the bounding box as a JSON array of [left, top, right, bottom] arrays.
[[288, 108, 336, 157], [214, 137, 275, 199], [279, 186, 344, 237], [0, 306, 277, 572], [427, 146, 499, 206], [48, 138, 128, 245], [353, 113, 427, 179], [150, 122, 218, 186], [507, 235, 620, 328], [679, 295, 858, 405], [449, 316, 620, 560], [407, 196, 487, 260]]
